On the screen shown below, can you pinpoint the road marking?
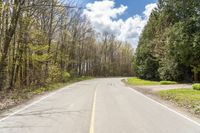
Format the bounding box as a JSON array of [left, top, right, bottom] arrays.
[[89, 87, 97, 133], [128, 87, 200, 127], [0, 84, 76, 122]]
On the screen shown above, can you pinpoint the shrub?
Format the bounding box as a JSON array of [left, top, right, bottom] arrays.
[[34, 87, 46, 94], [192, 84, 200, 90], [46, 64, 62, 83], [160, 81, 177, 85], [62, 71, 71, 82]]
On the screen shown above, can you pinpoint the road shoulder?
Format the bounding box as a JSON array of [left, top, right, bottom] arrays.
[[123, 79, 200, 124], [0, 77, 93, 117]]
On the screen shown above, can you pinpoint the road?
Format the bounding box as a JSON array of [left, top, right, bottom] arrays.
[[0, 78, 200, 133]]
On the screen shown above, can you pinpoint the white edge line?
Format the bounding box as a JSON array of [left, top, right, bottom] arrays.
[[0, 84, 76, 122], [89, 88, 97, 133], [128, 87, 200, 127], [1, 80, 199, 127]]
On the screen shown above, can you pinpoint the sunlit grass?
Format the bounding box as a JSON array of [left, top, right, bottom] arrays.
[[127, 77, 160, 86], [127, 77, 178, 86], [157, 89, 200, 115]]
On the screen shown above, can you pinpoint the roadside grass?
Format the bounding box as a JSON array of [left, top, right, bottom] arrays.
[[127, 77, 160, 85], [127, 77, 178, 86], [156, 89, 200, 115], [0, 76, 93, 111]]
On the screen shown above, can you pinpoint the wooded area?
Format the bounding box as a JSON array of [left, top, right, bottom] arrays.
[[134, 0, 200, 82], [0, 0, 134, 92]]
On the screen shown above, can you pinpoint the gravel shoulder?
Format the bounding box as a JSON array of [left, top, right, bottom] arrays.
[[135, 84, 192, 92]]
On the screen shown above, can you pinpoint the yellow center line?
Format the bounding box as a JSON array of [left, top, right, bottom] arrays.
[[89, 87, 97, 133]]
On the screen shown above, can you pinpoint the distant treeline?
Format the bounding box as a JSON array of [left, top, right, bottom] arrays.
[[0, 0, 134, 91], [134, 0, 200, 82]]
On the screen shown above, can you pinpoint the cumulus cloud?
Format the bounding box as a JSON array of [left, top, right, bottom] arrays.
[[83, 0, 157, 47], [143, 3, 158, 19]]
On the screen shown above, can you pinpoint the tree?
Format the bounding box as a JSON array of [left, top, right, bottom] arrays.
[[135, 0, 200, 82], [0, 0, 135, 92]]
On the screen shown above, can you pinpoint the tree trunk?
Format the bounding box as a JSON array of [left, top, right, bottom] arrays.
[[0, 0, 22, 90]]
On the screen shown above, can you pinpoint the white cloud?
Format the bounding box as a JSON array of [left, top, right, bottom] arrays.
[[143, 3, 158, 19], [83, 0, 157, 47]]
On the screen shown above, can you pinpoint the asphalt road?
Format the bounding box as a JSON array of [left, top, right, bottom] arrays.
[[0, 78, 200, 133]]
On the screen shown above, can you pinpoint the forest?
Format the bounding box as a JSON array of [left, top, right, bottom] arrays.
[[0, 0, 134, 92], [134, 0, 200, 82]]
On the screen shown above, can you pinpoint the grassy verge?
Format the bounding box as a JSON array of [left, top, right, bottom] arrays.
[[127, 77, 177, 86], [127, 77, 160, 86], [156, 89, 200, 115], [0, 76, 93, 111]]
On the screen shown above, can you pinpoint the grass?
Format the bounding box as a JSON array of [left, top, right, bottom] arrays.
[[127, 77, 160, 86], [127, 77, 178, 86], [157, 89, 200, 115]]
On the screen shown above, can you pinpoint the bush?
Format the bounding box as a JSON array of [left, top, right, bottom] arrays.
[[160, 81, 177, 85], [62, 71, 71, 82], [192, 84, 200, 90], [46, 64, 62, 83], [34, 87, 46, 94]]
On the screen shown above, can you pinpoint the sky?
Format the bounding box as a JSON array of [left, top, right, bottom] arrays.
[[81, 0, 157, 48]]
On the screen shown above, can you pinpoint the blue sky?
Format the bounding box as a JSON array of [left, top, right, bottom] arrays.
[[115, 0, 157, 19], [81, 0, 157, 47], [81, 0, 157, 19]]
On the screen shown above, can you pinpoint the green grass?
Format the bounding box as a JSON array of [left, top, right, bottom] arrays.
[[160, 81, 177, 85], [127, 77, 178, 86], [127, 77, 160, 86], [157, 89, 200, 115]]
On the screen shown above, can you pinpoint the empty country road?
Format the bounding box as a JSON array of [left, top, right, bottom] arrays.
[[0, 78, 200, 133]]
